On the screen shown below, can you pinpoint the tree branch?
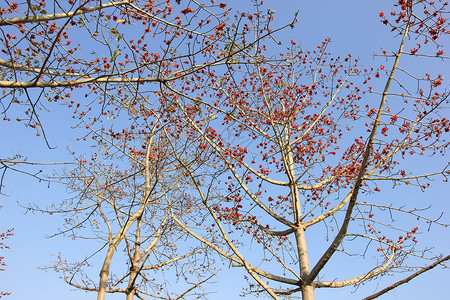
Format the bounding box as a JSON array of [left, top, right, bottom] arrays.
[[362, 255, 450, 300]]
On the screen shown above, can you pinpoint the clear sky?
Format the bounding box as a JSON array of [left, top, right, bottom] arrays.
[[0, 0, 449, 299]]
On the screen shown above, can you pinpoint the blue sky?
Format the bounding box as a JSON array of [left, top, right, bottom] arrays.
[[1, 0, 449, 299]]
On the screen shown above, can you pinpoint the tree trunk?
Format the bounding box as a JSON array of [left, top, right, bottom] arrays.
[[126, 217, 143, 300], [125, 268, 139, 300], [294, 227, 315, 300], [97, 247, 115, 300], [286, 141, 315, 300], [302, 284, 315, 300]]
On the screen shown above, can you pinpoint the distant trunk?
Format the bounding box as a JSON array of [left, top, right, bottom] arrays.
[[126, 217, 143, 300], [97, 246, 116, 300], [125, 267, 139, 300]]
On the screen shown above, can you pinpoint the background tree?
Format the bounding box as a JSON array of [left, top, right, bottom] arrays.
[[35, 110, 215, 300], [159, 0, 450, 299]]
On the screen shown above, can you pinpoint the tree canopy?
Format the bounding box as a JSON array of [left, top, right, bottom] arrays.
[[0, 1, 449, 299]]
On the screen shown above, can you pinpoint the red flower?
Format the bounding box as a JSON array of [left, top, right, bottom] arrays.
[[215, 22, 227, 33], [181, 7, 194, 15]]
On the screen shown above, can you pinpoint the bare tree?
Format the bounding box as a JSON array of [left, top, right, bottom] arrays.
[[33, 110, 215, 300]]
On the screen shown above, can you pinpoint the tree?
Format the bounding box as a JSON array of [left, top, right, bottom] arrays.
[[1, 0, 449, 299], [35, 112, 215, 300], [156, 0, 450, 299]]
